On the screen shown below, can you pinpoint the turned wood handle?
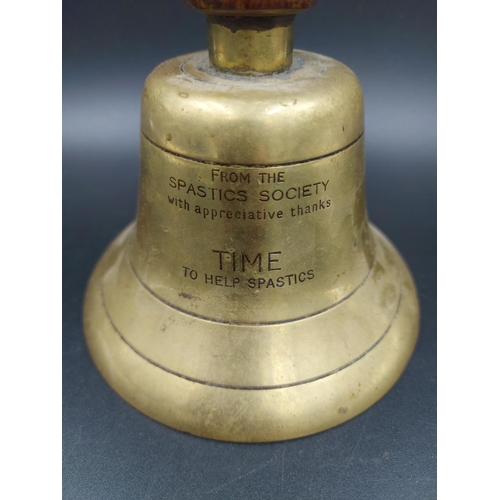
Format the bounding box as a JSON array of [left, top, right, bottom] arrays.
[[186, 0, 318, 15]]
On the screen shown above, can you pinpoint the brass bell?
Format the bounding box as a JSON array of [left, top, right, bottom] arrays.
[[84, 0, 419, 442]]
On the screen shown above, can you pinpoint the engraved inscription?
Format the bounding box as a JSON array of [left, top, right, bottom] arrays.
[[166, 167, 333, 221], [182, 250, 315, 291], [171, 164, 330, 293], [213, 250, 282, 272]]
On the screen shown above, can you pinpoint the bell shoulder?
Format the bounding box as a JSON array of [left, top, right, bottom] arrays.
[[141, 49, 364, 165]]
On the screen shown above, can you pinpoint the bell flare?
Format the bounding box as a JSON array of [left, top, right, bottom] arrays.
[[84, 223, 418, 442]]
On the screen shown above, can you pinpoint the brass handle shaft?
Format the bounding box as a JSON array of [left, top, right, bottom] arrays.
[[187, 0, 318, 74]]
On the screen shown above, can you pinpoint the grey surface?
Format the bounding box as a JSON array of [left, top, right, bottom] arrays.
[[63, 1, 436, 498]]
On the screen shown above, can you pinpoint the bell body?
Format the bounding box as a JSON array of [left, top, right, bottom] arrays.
[[84, 49, 419, 442]]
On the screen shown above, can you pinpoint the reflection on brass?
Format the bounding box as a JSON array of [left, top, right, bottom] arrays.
[[84, 0, 419, 442]]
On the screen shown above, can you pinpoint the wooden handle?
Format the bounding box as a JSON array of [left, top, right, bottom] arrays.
[[186, 0, 318, 15]]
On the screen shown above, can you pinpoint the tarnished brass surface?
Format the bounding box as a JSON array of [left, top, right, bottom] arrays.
[[85, 223, 418, 442], [84, 3, 419, 442]]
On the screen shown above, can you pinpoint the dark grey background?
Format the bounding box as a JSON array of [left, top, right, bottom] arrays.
[[63, 1, 436, 498]]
